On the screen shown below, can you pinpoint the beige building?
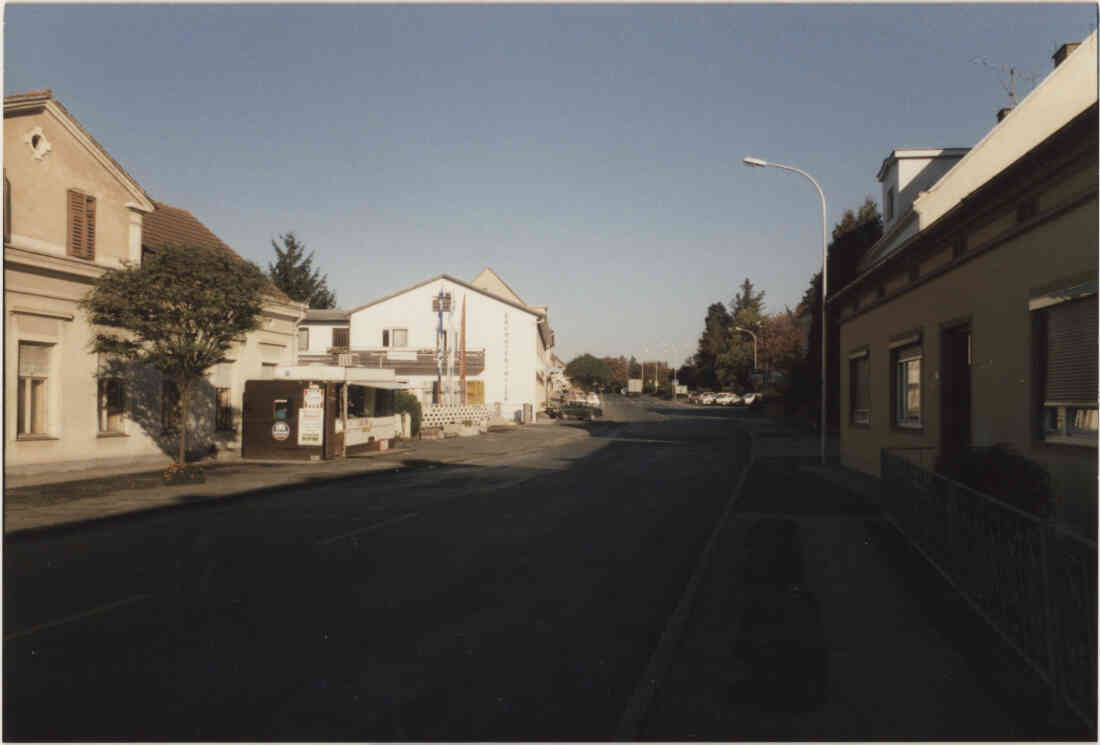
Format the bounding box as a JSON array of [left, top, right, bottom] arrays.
[[4, 89, 305, 477], [831, 37, 1098, 518]]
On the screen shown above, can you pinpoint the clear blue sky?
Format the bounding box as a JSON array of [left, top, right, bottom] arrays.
[[6, 3, 1095, 365]]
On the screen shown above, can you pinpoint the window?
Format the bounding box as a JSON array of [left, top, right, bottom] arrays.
[[894, 345, 922, 428], [17, 342, 50, 437], [261, 362, 276, 379], [383, 328, 407, 347], [98, 378, 125, 434], [849, 351, 870, 426], [215, 387, 234, 431], [67, 189, 96, 260], [298, 328, 309, 351], [348, 386, 370, 418], [161, 380, 180, 433], [885, 187, 895, 222], [332, 327, 350, 348], [273, 399, 290, 421], [1038, 294, 1098, 445]]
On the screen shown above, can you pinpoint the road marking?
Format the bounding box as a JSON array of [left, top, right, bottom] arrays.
[[315, 512, 419, 546], [4, 593, 154, 642]]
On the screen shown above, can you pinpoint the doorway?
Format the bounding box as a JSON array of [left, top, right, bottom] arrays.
[[940, 323, 972, 475]]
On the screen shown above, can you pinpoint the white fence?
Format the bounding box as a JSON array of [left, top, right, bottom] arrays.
[[421, 404, 491, 429]]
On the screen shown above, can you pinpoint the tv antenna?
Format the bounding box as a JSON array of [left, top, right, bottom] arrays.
[[970, 56, 1042, 106]]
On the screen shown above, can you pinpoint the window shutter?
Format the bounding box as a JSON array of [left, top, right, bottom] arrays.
[[382, 329, 389, 347], [18, 343, 50, 377], [68, 189, 85, 258], [333, 328, 349, 347], [84, 195, 96, 260], [1045, 297, 1099, 402]]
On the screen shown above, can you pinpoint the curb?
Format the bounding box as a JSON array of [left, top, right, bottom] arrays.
[[614, 426, 756, 741], [5, 426, 597, 541]]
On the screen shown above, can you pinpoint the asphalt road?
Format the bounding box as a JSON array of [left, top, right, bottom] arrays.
[[4, 396, 749, 741]]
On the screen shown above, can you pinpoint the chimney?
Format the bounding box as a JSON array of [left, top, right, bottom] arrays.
[[1053, 42, 1081, 68], [997, 106, 1013, 123]]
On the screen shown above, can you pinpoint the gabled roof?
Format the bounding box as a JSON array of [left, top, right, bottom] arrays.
[[303, 309, 351, 322], [350, 274, 541, 317], [471, 266, 529, 307], [142, 201, 294, 305], [4, 89, 155, 213]]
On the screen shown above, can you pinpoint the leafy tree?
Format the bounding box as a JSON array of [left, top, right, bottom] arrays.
[[758, 308, 805, 379], [267, 232, 336, 309], [694, 302, 732, 390], [396, 391, 422, 437], [81, 245, 270, 465], [628, 356, 642, 379], [602, 356, 629, 385], [565, 354, 616, 392], [790, 199, 882, 427]]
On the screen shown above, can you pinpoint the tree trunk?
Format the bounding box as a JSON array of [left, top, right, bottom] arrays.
[[178, 379, 190, 466]]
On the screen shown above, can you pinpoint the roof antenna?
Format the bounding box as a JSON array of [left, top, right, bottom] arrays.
[[970, 56, 1042, 106]]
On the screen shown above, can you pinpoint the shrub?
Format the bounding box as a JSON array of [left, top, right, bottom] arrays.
[[396, 391, 422, 437], [954, 444, 1053, 517], [163, 464, 205, 485]]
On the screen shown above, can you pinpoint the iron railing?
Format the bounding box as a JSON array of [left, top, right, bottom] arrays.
[[881, 448, 1097, 732]]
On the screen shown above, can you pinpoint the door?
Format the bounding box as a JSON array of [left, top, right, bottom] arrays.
[[323, 383, 344, 460], [940, 324, 971, 475]]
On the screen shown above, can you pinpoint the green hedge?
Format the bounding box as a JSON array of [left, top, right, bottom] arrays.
[[395, 391, 422, 437]]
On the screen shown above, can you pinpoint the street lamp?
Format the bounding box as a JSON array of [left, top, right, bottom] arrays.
[[744, 155, 828, 464], [733, 326, 758, 369]]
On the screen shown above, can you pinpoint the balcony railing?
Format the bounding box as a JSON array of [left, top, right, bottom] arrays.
[[881, 448, 1097, 733]]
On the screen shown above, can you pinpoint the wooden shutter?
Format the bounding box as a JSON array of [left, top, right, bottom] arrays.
[[1045, 296, 1099, 402], [333, 328, 349, 347], [67, 190, 95, 260], [68, 190, 85, 258], [84, 195, 96, 260]]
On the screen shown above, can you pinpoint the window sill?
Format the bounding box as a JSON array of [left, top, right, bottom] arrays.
[[97, 431, 129, 438], [1041, 436, 1098, 448], [892, 423, 924, 433], [850, 421, 872, 430], [16, 435, 59, 442]]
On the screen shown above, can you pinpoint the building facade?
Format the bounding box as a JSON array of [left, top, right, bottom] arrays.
[[299, 273, 546, 422], [4, 90, 305, 477], [831, 36, 1098, 521]]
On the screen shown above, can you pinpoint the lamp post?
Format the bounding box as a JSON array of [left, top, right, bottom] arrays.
[[733, 326, 758, 369], [743, 156, 828, 464]]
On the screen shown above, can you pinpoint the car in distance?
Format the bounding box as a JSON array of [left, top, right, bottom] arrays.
[[714, 392, 742, 406]]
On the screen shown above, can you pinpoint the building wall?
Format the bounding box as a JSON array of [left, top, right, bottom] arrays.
[[838, 194, 1098, 499], [6, 108, 141, 266], [4, 102, 304, 476], [348, 278, 539, 419]]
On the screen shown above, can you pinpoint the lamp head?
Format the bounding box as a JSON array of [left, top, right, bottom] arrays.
[[743, 156, 768, 168]]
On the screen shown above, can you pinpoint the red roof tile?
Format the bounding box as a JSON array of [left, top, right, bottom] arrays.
[[142, 201, 293, 304]]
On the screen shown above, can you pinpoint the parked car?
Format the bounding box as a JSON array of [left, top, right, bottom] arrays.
[[700, 392, 717, 405], [742, 392, 762, 407], [715, 392, 742, 406], [587, 392, 601, 407]]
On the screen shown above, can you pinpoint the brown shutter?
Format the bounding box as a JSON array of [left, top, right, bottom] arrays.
[[1045, 296, 1099, 402], [68, 189, 85, 258], [84, 195, 96, 260], [333, 328, 349, 347]]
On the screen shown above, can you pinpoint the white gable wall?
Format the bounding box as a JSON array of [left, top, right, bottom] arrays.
[[348, 278, 539, 420]]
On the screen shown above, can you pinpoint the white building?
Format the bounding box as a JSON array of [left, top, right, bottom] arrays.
[[299, 271, 554, 423]]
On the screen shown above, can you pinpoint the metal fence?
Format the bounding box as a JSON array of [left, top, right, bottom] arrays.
[[881, 448, 1097, 732]]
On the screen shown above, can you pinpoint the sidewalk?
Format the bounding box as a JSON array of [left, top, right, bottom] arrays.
[[4, 420, 592, 537], [638, 426, 1081, 741]]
